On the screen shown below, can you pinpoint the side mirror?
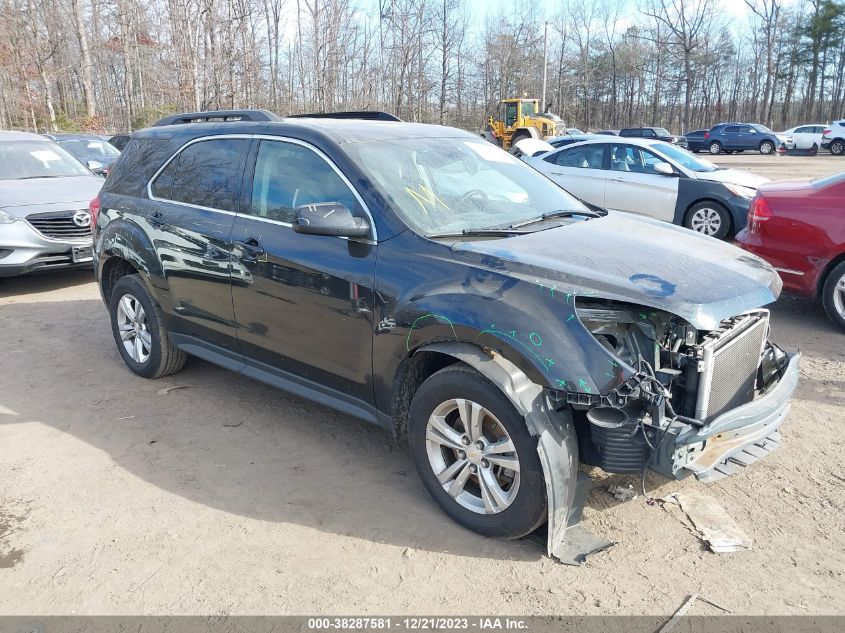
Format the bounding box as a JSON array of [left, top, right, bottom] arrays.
[[292, 202, 370, 238], [87, 159, 105, 173], [653, 162, 676, 176]]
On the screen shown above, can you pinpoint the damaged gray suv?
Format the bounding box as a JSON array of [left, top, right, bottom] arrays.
[[93, 110, 800, 563]]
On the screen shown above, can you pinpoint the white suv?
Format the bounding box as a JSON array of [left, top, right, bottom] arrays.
[[822, 120, 845, 155]]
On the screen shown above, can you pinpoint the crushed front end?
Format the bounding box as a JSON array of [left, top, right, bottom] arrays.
[[563, 301, 799, 483]]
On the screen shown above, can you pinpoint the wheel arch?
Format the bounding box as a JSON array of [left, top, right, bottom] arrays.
[[816, 251, 845, 298], [100, 256, 140, 303], [96, 218, 166, 303]]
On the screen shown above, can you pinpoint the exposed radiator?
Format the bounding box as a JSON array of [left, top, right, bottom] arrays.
[[695, 311, 769, 422]]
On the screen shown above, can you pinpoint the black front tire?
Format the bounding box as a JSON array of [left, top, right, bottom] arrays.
[[684, 200, 732, 240], [759, 140, 775, 155], [821, 261, 845, 332], [408, 363, 547, 539], [109, 274, 187, 379]]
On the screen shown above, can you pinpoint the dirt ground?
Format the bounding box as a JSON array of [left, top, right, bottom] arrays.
[[0, 154, 843, 617]]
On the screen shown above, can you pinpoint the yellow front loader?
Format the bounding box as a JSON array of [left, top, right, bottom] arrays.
[[483, 98, 562, 150]]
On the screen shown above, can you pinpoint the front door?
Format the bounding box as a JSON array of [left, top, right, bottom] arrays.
[[603, 143, 679, 222], [230, 138, 377, 404], [146, 137, 250, 350]]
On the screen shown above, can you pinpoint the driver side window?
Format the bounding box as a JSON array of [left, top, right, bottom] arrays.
[[248, 140, 359, 223]]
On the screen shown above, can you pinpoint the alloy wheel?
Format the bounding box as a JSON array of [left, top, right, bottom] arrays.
[[832, 140, 844, 156], [709, 142, 721, 155], [425, 398, 521, 515], [833, 272, 845, 319], [760, 141, 774, 154], [116, 293, 151, 364], [689, 207, 722, 236]]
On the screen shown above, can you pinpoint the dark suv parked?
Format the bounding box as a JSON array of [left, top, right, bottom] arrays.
[[93, 110, 799, 563], [619, 127, 687, 148], [705, 123, 785, 155]]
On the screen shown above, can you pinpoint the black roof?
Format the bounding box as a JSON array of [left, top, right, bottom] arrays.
[[135, 117, 476, 145]]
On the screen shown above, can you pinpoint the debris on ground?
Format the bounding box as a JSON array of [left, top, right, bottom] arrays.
[[658, 593, 733, 632], [663, 490, 752, 553], [608, 484, 637, 502], [156, 386, 190, 396]]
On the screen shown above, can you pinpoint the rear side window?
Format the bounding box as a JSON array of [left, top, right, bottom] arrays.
[[151, 138, 247, 211], [552, 144, 605, 168], [619, 129, 640, 137], [722, 126, 739, 134], [247, 140, 359, 223]]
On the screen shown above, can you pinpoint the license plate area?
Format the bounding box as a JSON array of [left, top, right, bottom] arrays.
[[72, 244, 94, 263]]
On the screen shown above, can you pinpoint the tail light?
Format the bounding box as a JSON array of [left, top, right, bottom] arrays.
[[823, 128, 831, 136], [704, 131, 710, 139], [747, 194, 772, 233], [89, 195, 101, 233]]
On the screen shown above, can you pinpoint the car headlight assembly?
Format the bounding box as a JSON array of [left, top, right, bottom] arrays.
[[0, 209, 19, 224], [724, 183, 757, 199]]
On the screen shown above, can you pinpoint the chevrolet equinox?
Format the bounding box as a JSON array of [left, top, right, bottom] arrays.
[[93, 110, 799, 563]]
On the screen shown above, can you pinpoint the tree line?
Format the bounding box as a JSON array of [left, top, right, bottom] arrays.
[[0, 0, 843, 135]]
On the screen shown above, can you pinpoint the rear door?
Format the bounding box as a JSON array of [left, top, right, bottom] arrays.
[[541, 143, 608, 205], [147, 137, 249, 351], [229, 138, 377, 404], [603, 143, 679, 221], [720, 125, 740, 149]]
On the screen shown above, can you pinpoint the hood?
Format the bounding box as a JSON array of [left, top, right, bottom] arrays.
[[451, 212, 780, 330], [0, 175, 103, 216], [697, 168, 769, 189]]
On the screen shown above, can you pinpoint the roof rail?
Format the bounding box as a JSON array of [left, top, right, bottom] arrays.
[[152, 109, 281, 127], [287, 111, 402, 122]]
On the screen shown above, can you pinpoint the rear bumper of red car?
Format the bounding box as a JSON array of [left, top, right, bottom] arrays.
[[736, 229, 819, 297]]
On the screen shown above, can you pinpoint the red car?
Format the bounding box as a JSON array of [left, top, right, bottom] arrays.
[[737, 171, 845, 331]]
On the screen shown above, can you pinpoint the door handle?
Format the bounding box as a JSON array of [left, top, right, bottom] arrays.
[[235, 238, 266, 262]]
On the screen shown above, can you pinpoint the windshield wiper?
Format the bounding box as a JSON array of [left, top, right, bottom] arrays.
[[428, 227, 531, 239], [508, 208, 602, 229], [16, 175, 66, 180]]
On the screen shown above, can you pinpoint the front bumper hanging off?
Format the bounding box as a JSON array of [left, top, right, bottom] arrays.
[[674, 351, 801, 482]]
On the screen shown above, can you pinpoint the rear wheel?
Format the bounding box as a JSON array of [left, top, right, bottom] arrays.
[[822, 261, 845, 332], [759, 140, 775, 155], [830, 139, 845, 156], [408, 364, 547, 539], [109, 274, 186, 378], [709, 141, 722, 155], [685, 201, 731, 240]]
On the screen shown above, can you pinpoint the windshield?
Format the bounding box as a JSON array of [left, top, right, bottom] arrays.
[[0, 140, 92, 180], [57, 138, 120, 158], [755, 125, 773, 133], [344, 137, 590, 236], [654, 128, 671, 137], [652, 141, 719, 173], [521, 101, 538, 117]]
